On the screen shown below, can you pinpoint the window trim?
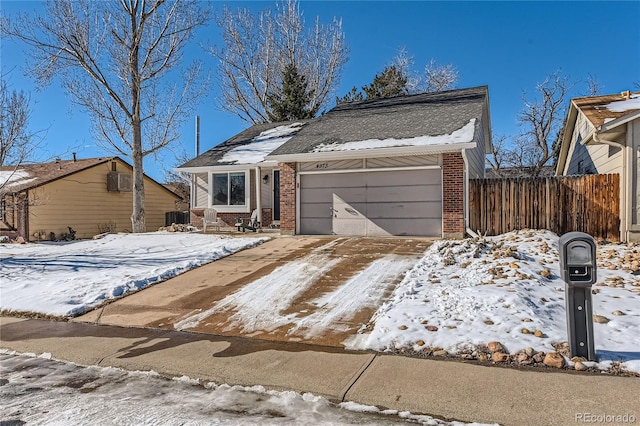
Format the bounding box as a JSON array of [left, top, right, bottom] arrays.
[[208, 170, 250, 213]]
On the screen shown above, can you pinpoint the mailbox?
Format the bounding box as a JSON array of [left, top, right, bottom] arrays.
[[559, 232, 597, 286], [559, 231, 597, 361]]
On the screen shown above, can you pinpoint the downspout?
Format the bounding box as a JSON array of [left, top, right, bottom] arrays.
[[255, 166, 262, 225], [593, 131, 627, 241], [461, 149, 471, 238]]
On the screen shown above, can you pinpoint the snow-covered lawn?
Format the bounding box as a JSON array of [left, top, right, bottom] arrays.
[[0, 232, 267, 316], [346, 230, 640, 374]]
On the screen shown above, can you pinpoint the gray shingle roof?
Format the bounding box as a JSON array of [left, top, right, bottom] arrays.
[[269, 86, 488, 156], [178, 120, 311, 168]]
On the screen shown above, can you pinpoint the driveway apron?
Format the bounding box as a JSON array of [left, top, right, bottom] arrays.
[[75, 236, 433, 348]]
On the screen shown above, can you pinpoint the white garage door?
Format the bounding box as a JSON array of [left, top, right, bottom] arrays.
[[299, 169, 442, 236]]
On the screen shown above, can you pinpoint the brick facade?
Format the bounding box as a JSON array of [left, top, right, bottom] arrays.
[[442, 152, 466, 239], [279, 162, 297, 235]]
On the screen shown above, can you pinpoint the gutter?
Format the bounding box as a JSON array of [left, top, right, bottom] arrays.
[[460, 149, 470, 237]]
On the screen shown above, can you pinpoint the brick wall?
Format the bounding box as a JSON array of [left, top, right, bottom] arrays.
[[279, 162, 297, 235], [442, 153, 465, 238]]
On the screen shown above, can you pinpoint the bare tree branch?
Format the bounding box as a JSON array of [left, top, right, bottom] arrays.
[[1, 0, 210, 232], [211, 0, 348, 124]]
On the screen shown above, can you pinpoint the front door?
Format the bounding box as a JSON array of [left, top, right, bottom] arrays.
[[273, 170, 280, 221]]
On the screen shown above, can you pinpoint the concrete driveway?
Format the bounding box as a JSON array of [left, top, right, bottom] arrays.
[[76, 236, 433, 348]]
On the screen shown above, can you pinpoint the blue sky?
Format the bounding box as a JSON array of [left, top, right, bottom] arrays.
[[2, 1, 639, 181]]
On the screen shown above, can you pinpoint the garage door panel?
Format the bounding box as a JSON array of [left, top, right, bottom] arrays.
[[368, 218, 442, 237], [301, 218, 332, 235], [301, 173, 366, 189], [299, 168, 443, 237], [332, 217, 367, 235], [301, 187, 366, 203], [366, 185, 441, 203], [366, 201, 442, 218], [366, 169, 441, 186], [300, 202, 332, 219]]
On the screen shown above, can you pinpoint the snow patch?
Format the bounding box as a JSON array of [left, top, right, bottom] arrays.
[[220, 122, 305, 164], [312, 119, 476, 152], [605, 94, 640, 112]]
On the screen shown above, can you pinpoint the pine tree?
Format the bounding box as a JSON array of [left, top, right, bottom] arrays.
[[336, 65, 409, 104], [267, 64, 316, 121], [336, 86, 364, 105], [362, 65, 408, 99]]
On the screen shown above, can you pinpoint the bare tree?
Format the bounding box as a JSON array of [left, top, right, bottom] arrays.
[[424, 59, 458, 93], [1, 0, 210, 233], [212, 0, 348, 124], [585, 73, 602, 96], [506, 71, 573, 177], [485, 134, 508, 177], [0, 73, 45, 191]]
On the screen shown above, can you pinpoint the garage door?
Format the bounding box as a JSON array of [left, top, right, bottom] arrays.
[[299, 169, 442, 236]]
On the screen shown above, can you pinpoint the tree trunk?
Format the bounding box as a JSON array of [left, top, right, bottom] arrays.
[[131, 145, 145, 233]]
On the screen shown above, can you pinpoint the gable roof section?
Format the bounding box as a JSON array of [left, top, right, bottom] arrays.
[[1, 157, 113, 193], [573, 92, 640, 129], [268, 86, 490, 159], [556, 91, 640, 174], [1, 157, 180, 199], [178, 120, 310, 170]]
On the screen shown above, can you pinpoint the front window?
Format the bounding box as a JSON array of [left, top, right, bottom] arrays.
[[213, 172, 246, 206]]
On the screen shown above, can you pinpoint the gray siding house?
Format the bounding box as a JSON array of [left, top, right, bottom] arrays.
[[178, 86, 493, 238], [556, 90, 640, 241]]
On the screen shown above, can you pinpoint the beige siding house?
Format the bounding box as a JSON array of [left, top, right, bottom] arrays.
[[179, 86, 492, 238], [1, 157, 181, 241], [556, 91, 640, 241]]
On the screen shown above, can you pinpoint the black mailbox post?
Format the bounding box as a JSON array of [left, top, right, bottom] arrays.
[[559, 232, 597, 361]]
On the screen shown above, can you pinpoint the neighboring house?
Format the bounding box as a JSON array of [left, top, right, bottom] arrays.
[[484, 165, 556, 179], [556, 90, 640, 242], [179, 86, 492, 238], [0, 156, 181, 241]]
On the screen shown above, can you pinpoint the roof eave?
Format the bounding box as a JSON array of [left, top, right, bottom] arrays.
[[176, 161, 280, 173], [599, 109, 640, 133], [267, 143, 477, 163], [555, 102, 579, 175]]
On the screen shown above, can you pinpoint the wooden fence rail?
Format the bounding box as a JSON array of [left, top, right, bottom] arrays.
[[469, 174, 620, 241]]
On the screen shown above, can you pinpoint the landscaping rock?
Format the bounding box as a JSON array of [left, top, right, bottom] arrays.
[[433, 350, 447, 357], [543, 352, 565, 369], [492, 352, 510, 362], [425, 325, 438, 332], [516, 352, 533, 365], [593, 315, 610, 324], [534, 330, 544, 338], [574, 361, 588, 371], [612, 310, 626, 316], [487, 341, 504, 353], [525, 347, 535, 357], [532, 352, 545, 363]]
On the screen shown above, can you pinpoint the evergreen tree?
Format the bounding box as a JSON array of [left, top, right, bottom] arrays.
[[362, 65, 408, 99], [336, 86, 364, 105], [267, 64, 316, 121], [336, 65, 409, 104]]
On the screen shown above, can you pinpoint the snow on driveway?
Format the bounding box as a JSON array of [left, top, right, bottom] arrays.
[[0, 232, 267, 316], [175, 238, 415, 339]]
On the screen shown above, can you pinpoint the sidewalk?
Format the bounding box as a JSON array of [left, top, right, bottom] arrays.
[[2, 316, 638, 426]]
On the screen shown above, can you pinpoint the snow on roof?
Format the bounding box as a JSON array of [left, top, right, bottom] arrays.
[[0, 169, 36, 189], [311, 118, 476, 153], [605, 94, 640, 112], [220, 122, 305, 164]]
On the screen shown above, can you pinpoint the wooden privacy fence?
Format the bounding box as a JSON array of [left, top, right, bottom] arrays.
[[469, 174, 620, 241]]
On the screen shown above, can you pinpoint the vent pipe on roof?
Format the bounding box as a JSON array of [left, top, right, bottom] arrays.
[[195, 115, 200, 156], [72, 152, 77, 162]]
